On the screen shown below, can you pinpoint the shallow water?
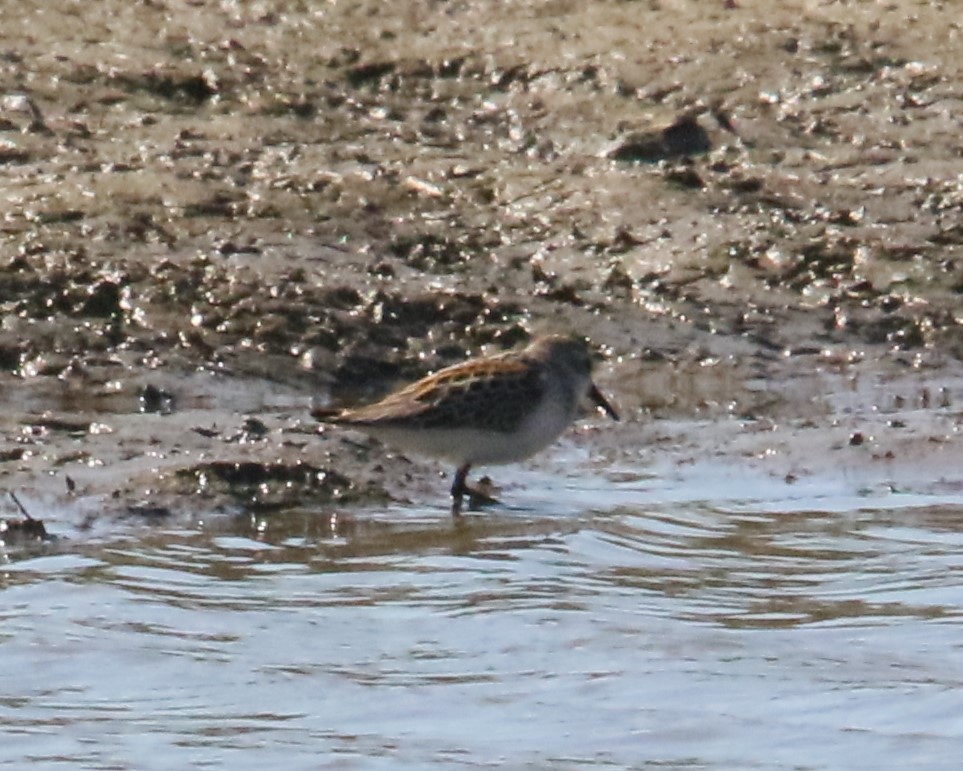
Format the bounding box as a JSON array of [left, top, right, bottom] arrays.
[[4, 462, 963, 770]]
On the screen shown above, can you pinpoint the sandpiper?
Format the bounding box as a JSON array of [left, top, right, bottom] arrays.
[[314, 335, 619, 514]]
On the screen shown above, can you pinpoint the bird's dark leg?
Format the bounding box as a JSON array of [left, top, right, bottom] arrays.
[[450, 463, 500, 515], [451, 464, 471, 516]]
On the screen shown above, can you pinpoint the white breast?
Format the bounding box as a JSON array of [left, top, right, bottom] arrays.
[[362, 391, 578, 467]]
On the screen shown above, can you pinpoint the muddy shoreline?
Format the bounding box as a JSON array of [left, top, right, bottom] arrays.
[[2, 0, 963, 539]]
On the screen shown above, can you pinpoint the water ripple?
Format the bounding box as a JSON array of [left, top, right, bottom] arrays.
[[4, 477, 963, 768]]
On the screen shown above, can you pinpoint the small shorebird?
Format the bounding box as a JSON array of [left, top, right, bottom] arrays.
[[314, 335, 619, 514]]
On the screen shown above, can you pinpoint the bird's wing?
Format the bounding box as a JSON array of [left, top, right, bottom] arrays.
[[330, 353, 546, 433]]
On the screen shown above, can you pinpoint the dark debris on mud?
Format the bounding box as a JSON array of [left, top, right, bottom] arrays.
[[0, 251, 531, 394], [172, 460, 372, 512], [0, 492, 50, 549]]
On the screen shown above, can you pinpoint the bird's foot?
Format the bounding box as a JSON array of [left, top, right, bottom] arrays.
[[451, 474, 500, 516], [466, 475, 499, 510], [467, 486, 500, 511]]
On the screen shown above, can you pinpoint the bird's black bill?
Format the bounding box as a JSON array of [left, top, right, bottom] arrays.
[[589, 383, 619, 421]]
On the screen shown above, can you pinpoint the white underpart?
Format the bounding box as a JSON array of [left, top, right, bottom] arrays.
[[362, 373, 589, 467]]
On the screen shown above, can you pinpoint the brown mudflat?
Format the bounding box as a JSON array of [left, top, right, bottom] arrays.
[[1, 0, 962, 535]]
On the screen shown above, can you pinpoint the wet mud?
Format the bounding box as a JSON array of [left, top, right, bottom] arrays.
[[2, 0, 963, 540]]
